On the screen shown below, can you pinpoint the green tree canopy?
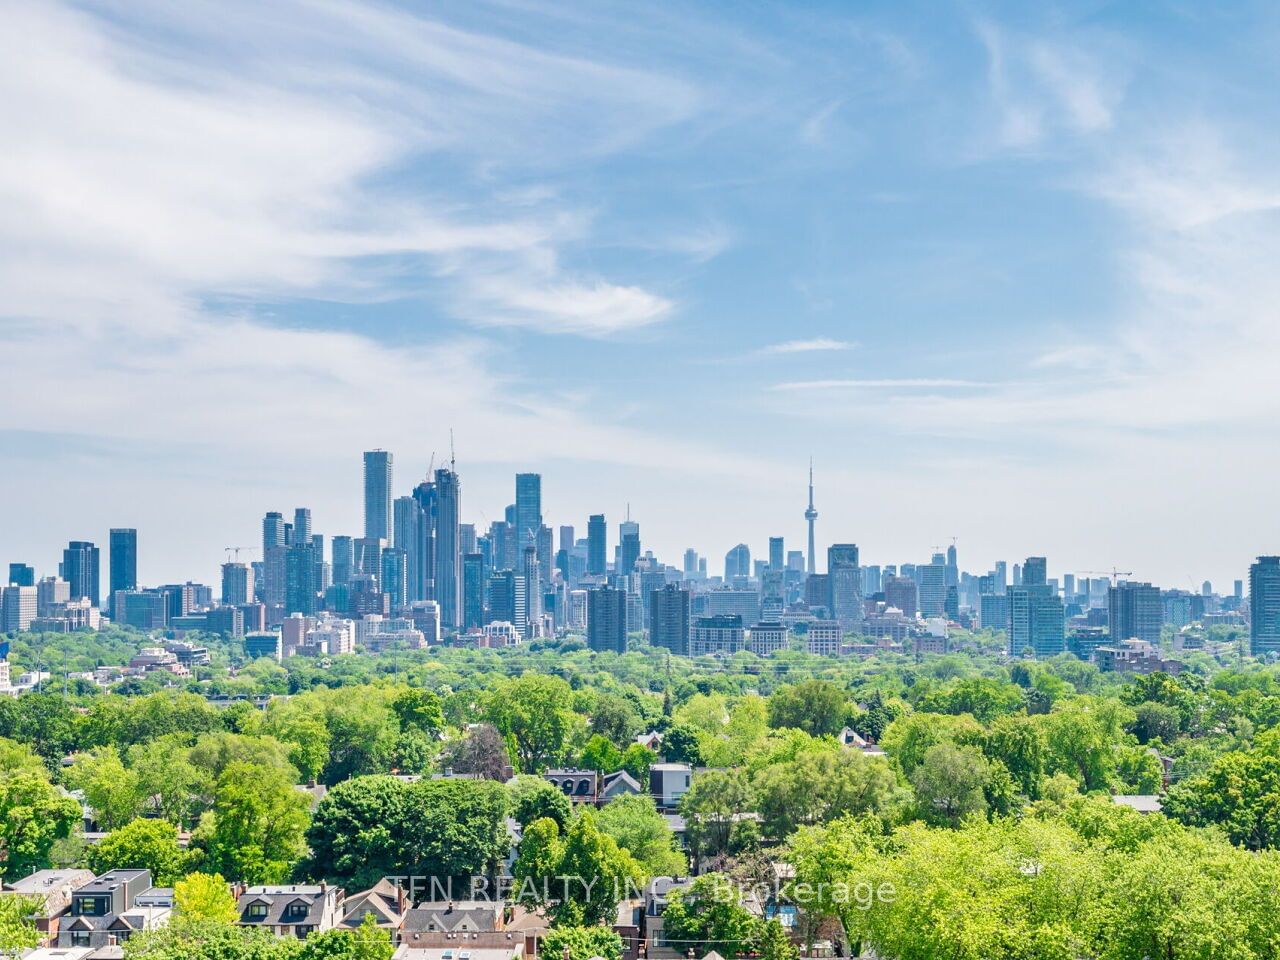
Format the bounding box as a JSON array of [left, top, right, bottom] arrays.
[[87, 818, 192, 886]]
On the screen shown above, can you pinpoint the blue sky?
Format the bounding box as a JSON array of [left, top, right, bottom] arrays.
[[3, 0, 1280, 589]]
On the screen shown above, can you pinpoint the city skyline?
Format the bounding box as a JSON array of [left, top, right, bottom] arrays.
[[3, 449, 1257, 597], [5, 2, 1280, 592]]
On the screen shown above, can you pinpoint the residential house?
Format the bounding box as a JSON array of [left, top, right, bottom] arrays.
[[55, 870, 171, 949], [236, 883, 344, 939], [545, 768, 600, 803], [601, 770, 643, 801], [339, 879, 407, 935], [650, 763, 692, 812], [1, 868, 95, 946], [392, 939, 523, 960], [642, 877, 692, 960], [400, 901, 505, 939]]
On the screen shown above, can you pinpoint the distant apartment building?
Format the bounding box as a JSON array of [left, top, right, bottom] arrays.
[[689, 614, 744, 656]]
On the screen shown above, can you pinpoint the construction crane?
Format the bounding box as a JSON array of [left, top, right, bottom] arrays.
[[224, 546, 247, 562], [1080, 568, 1133, 587]]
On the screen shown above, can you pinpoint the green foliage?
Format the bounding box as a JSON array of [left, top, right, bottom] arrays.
[[0, 769, 82, 881], [594, 793, 687, 877], [660, 722, 703, 766], [513, 810, 643, 925], [919, 677, 1025, 723], [191, 761, 310, 885], [757, 919, 798, 960], [541, 926, 624, 960], [483, 674, 577, 773], [123, 919, 302, 959], [552, 810, 645, 925], [579, 734, 623, 773], [64, 745, 145, 830], [754, 749, 904, 838], [617, 743, 656, 786], [662, 873, 761, 960], [909, 743, 993, 826], [0, 894, 43, 956], [512, 817, 563, 908], [87, 818, 192, 885], [1165, 748, 1280, 849], [390, 687, 445, 736], [679, 769, 754, 862], [767, 680, 850, 738], [296, 914, 395, 960], [509, 774, 573, 829], [304, 776, 510, 888], [174, 872, 238, 923]]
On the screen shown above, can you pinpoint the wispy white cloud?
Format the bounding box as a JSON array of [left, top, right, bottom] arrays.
[[974, 19, 1125, 152], [800, 99, 844, 146], [0, 0, 693, 338], [770, 378, 993, 392], [759, 337, 857, 356]]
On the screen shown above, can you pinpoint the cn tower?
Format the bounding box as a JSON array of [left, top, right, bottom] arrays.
[[805, 458, 818, 575]]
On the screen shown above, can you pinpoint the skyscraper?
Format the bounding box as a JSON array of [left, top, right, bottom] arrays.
[[412, 477, 438, 598], [331, 535, 354, 587], [725, 543, 751, 581], [488, 569, 521, 633], [514, 473, 542, 552], [394, 496, 427, 602], [804, 460, 818, 575], [462, 553, 485, 630], [885, 575, 918, 617], [919, 554, 947, 617], [1250, 557, 1280, 656], [522, 545, 542, 634], [587, 514, 607, 576], [769, 537, 784, 571], [587, 585, 627, 653], [284, 541, 320, 615], [827, 543, 863, 627], [109, 529, 137, 614], [363, 450, 393, 542], [7, 563, 34, 587], [262, 512, 287, 608], [1008, 556, 1064, 658], [292, 508, 312, 544], [1108, 581, 1162, 644], [434, 466, 461, 628], [221, 562, 251, 606], [380, 547, 408, 611], [619, 517, 641, 575], [649, 583, 691, 655], [60, 541, 100, 608], [1023, 556, 1047, 587]]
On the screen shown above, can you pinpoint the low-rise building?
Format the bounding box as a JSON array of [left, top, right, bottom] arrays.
[[1095, 639, 1183, 675], [746, 622, 789, 656], [1, 868, 95, 946], [650, 763, 692, 812], [689, 615, 744, 657], [55, 870, 171, 949], [236, 883, 344, 939], [805, 620, 842, 656]]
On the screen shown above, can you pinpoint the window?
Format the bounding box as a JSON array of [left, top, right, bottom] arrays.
[[284, 902, 309, 922], [246, 902, 268, 921], [75, 897, 104, 917], [294, 925, 315, 939], [72, 932, 91, 948]]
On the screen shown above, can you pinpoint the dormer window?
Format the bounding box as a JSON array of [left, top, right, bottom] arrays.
[[283, 901, 309, 922], [245, 902, 268, 921]]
